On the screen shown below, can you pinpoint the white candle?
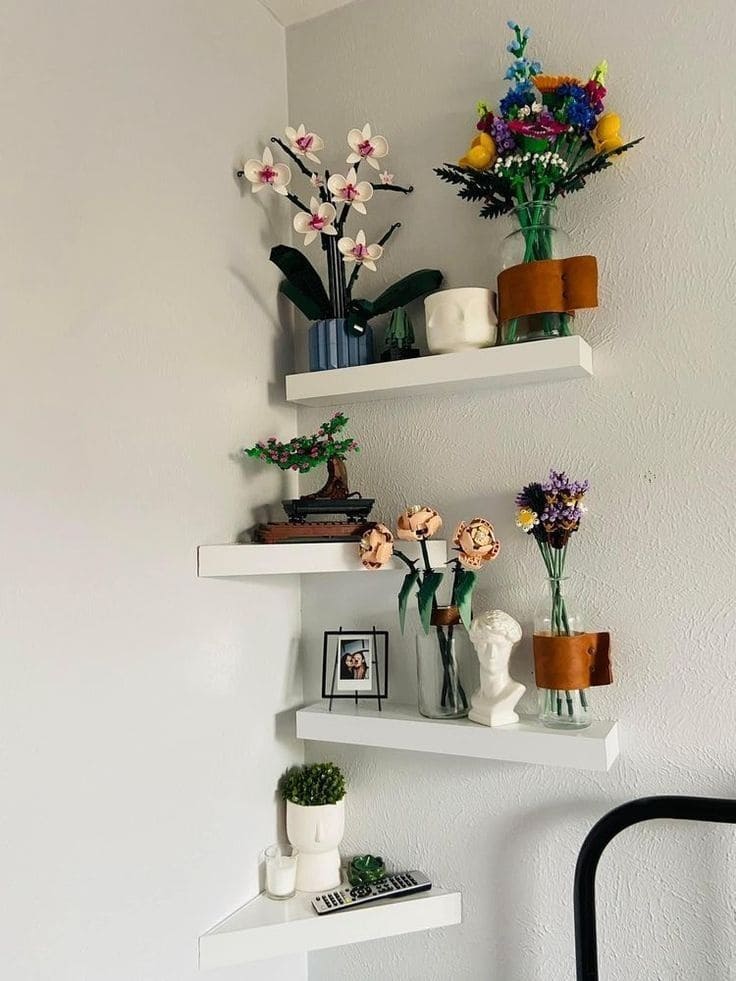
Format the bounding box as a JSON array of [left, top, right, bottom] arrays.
[[265, 845, 298, 900]]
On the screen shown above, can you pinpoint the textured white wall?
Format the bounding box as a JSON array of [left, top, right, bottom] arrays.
[[287, 1, 736, 978], [0, 3, 305, 979]]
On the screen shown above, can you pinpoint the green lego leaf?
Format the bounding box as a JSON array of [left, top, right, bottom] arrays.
[[454, 569, 477, 629], [417, 571, 444, 634], [398, 570, 420, 633]]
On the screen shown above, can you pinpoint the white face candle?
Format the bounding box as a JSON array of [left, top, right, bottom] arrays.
[[265, 845, 298, 900]]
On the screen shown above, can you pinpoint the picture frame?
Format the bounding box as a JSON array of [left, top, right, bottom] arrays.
[[322, 628, 389, 711]]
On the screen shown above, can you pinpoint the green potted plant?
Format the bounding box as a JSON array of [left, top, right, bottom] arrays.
[[280, 762, 346, 891]]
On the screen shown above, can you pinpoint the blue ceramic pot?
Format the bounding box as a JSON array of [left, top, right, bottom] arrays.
[[308, 318, 374, 372]]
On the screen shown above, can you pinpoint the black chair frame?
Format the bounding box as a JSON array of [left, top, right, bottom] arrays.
[[574, 795, 736, 980]]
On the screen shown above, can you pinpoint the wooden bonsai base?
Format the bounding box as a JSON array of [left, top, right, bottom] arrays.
[[253, 520, 371, 544], [254, 496, 376, 544]]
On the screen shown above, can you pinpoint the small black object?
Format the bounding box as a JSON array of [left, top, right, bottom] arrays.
[[574, 795, 736, 981], [282, 497, 374, 523], [380, 345, 420, 362]]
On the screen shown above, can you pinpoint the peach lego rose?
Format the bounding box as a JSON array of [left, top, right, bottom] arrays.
[[396, 506, 443, 541], [359, 523, 395, 569], [453, 517, 501, 570]]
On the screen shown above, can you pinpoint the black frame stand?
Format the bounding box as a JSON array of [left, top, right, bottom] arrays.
[[325, 626, 387, 712], [574, 795, 736, 980]]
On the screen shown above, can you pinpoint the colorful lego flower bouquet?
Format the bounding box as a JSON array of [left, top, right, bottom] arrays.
[[435, 21, 642, 343], [238, 124, 442, 336], [360, 507, 500, 716], [436, 21, 641, 226]]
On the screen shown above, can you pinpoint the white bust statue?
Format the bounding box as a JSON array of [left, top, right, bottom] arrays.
[[468, 610, 525, 727]]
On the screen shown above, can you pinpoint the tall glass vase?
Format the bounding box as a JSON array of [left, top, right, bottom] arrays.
[[534, 576, 591, 729], [415, 605, 474, 720], [500, 201, 574, 344]]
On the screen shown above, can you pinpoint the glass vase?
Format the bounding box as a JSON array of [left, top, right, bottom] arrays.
[[534, 576, 591, 730], [415, 605, 474, 720], [500, 201, 575, 344]]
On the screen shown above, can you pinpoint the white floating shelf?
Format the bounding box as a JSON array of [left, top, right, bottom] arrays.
[[197, 540, 447, 577], [198, 886, 461, 969], [286, 335, 592, 406], [297, 701, 619, 772]]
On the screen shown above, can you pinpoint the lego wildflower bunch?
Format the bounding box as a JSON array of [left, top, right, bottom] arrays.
[[435, 21, 642, 344], [436, 20, 641, 221]]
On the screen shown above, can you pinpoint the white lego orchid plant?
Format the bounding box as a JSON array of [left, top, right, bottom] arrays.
[[237, 122, 442, 333]]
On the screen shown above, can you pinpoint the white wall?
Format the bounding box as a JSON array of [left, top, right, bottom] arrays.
[[288, 1, 736, 979], [0, 2, 305, 979]]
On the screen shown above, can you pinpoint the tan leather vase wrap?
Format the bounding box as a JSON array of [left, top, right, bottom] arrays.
[[431, 606, 461, 627], [533, 632, 612, 690], [497, 255, 598, 323]]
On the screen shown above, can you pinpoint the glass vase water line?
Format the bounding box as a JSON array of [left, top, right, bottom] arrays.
[[534, 575, 591, 730]]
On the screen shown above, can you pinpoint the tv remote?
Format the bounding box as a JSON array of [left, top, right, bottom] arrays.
[[311, 870, 432, 914]]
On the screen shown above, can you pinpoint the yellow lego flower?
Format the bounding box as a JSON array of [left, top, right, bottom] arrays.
[[459, 131, 496, 170], [593, 112, 623, 154]]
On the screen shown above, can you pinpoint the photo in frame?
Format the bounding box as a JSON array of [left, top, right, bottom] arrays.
[[337, 635, 374, 691], [322, 629, 389, 711]]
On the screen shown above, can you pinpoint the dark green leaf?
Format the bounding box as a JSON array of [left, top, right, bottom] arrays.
[[435, 163, 515, 221], [397, 570, 420, 633], [279, 280, 327, 321], [417, 571, 444, 635], [349, 297, 374, 319], [369, 269, 444, 317], [454, 570, 477, 629], [269, 245, 331, 315], [479, 199, 514, 220]]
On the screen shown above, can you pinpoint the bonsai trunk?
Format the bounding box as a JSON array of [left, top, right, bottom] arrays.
[[301, 456, 349, 500]]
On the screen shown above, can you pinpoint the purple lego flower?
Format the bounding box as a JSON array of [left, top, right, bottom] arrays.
[[490, 116, 517, 153]]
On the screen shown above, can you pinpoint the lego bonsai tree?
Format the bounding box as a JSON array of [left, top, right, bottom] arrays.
[[244, 411, 359, 500]]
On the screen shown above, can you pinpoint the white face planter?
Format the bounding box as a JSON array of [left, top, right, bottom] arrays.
[[424, 287, 497, 354], [468, 610, 525, 727], [286, 799, 345, 892]]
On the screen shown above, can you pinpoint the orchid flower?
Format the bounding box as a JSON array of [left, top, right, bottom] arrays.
[[309, 172, 325, 189], [284, 124, 325, 164], [327, 168, 374, 214], [293, 197, 337, 245], [241, 147, 291, 195], [346, 123, 389, 171], [378, 170, 395, 185], [338, 230, 383, 271]]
